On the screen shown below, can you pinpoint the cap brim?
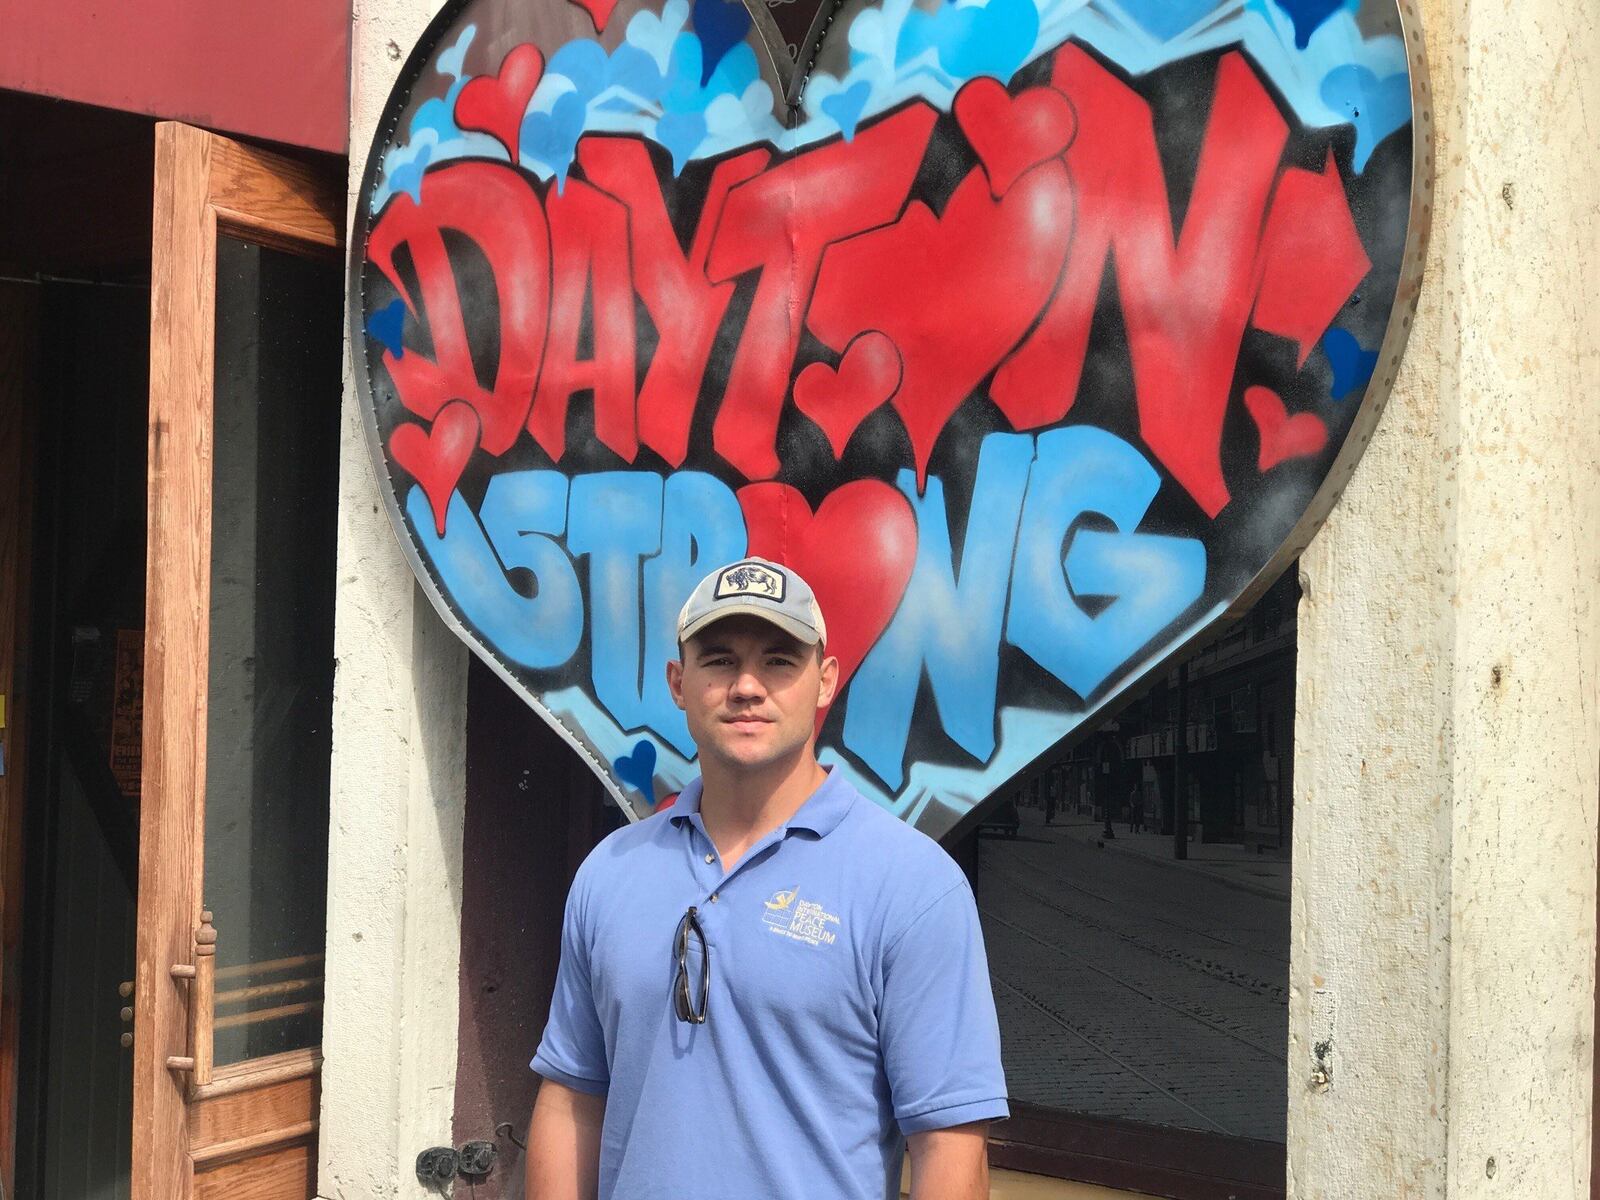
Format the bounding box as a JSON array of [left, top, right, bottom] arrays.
[[679, 603, 822, 647]]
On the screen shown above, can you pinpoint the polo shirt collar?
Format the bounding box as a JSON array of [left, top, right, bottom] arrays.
[[668, 768, 856, 839]]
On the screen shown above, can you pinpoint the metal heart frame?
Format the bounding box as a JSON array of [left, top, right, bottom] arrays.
[[349, 0, 1433, 842]]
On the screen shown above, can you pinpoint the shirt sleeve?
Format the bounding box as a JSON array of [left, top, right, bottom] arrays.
[[530, 870, 610, 1095], [879, 880, 1010, 1134]]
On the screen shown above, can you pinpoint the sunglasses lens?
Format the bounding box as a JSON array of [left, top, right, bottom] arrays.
[[673, 908, 708, 1024]]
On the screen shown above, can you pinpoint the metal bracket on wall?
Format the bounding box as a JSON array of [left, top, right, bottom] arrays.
[[457, 1140, 498, 1180], [415, 1146, 459, 1189], [494, 1120, 526, 1151]]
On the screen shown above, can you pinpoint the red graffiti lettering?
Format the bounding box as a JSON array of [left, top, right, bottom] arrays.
[[993, 48, 1367, 517], [367, 162, 550, 458], [529, 179, 638, 462], [371, 54, 1371, 514], [706, 104, 937, 480], [578, 139, 769, 466], [809, 160, 1073, 486], [1254, 150, 1372, 365]]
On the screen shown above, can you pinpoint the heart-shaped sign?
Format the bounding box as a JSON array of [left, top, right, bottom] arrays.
[[353, 0, 1429, 840]]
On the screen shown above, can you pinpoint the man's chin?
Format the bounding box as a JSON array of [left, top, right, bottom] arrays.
[[706, 736, 803, 774]]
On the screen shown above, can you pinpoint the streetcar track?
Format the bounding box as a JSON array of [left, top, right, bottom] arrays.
[[983, 863, 1290, 1004], [980, 904, 1288, 1064], [986, 841, 1290, 964], [989, 975, 1235, 1137]]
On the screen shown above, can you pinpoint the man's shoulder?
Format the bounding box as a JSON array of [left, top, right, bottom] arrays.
[[831, 781, 971, 904], [571, 806, 676, 890], [835, 780, 949, 851]]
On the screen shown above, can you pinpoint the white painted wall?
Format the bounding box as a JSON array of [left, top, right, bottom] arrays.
[[1289, 0, 1600, 1195], [319, 0, 469, 1195]]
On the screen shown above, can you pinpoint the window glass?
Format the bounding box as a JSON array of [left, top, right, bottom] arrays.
[[974, 569, 1296, 1145], [203, 235, 342, 1066]]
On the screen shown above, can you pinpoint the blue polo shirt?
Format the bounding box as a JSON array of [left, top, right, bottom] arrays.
[[531, 769, 1009, 1200]]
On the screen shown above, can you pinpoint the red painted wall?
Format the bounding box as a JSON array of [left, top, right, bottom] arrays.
[[0, 0, 350, 154]]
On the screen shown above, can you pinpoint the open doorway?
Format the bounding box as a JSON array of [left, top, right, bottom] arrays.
[[0, 90, 155, 1200], [1, 94, 346, 1200]]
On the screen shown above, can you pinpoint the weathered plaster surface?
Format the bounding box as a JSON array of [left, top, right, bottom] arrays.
[[319, 0, 469, 1195], [1290, 0, 1600, 1196]]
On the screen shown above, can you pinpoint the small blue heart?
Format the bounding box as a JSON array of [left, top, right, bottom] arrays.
[[386, 142, 433, 206], [655, 110, 707, 175], [615, 740, 658, 798], [1322, 327, 1378, 400], [608, 43, 665, 103], [435, 24, 476, 80], [1321, 64, 1411, 172], [821, 81, 872, 141], [520, 91, 588, 185], [548, 41, 611, 102], [1272, 0, 1352, 47], [366, 299, 407, 359], [693, 0, 751, 86], [1115, 0, 1222, 41], [899, 0, 1038, 83]]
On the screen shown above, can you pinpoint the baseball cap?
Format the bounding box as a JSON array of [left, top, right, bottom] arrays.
[[676, 558, 828, 648]]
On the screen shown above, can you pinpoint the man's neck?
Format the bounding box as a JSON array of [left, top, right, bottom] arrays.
[[697, 750, 828, 869]]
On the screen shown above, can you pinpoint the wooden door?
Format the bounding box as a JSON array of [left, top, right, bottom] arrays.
[[133, 122, 344, 1200]]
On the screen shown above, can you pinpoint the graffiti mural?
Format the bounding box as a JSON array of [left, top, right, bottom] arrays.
[[351, 0, 1429, 839]]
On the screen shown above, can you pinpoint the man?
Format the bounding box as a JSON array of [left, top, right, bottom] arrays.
[[526, 557, 1009, 1200]]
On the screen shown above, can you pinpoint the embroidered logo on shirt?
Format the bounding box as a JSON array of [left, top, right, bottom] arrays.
[[761, 887, 839, 946]]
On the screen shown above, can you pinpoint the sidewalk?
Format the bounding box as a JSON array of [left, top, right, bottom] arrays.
[[1017, 808, 1292, 902]]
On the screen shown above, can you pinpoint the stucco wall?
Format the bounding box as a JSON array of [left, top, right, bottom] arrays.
[[1288, 0, 1600, 1195], [320, 0, 469, 1195]]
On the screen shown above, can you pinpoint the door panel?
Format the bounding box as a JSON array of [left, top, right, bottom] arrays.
[[0, 281, 39, 1200], [134, 122, 343, 1200]]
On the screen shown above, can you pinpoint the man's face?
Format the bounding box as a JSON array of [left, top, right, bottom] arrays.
[[667, 614, 839, 776]]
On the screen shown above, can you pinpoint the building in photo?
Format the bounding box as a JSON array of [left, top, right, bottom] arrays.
[[0, 0, 1595, 1198]]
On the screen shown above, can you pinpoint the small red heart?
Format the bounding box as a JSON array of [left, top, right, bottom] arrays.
[[1244, 386, 1327, 470], [568, 0, 618, 32], [455, 43, 544, 159], [738, 481, 917, 729], [390, 401, 481, 536], [793, 332, 903, 458], [954, 78, 1077, 198]]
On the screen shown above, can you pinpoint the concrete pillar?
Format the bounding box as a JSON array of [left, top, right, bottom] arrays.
[[319, 0, 469, 1196], [1289, 0, 1600, 1195]]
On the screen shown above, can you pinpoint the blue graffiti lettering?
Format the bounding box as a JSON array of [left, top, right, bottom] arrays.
[[640, 472, 747, 754], [844, 434, 1034, 789], [409, 476, 584, 669], [1006, 427, 1206, 699], [567, 473, 664, 734]]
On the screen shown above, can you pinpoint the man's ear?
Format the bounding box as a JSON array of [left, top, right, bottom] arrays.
[[817, 654, 840, 710], [666, 657, 686, 711]]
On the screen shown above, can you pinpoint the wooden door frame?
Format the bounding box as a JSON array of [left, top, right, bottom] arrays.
[[0, 281, 39, 1200], [134, 121, 341, 1200]]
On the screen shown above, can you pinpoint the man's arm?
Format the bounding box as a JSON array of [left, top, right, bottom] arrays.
[[525, 1078, 606, 1200], [905, 1122, 991, 1200]]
